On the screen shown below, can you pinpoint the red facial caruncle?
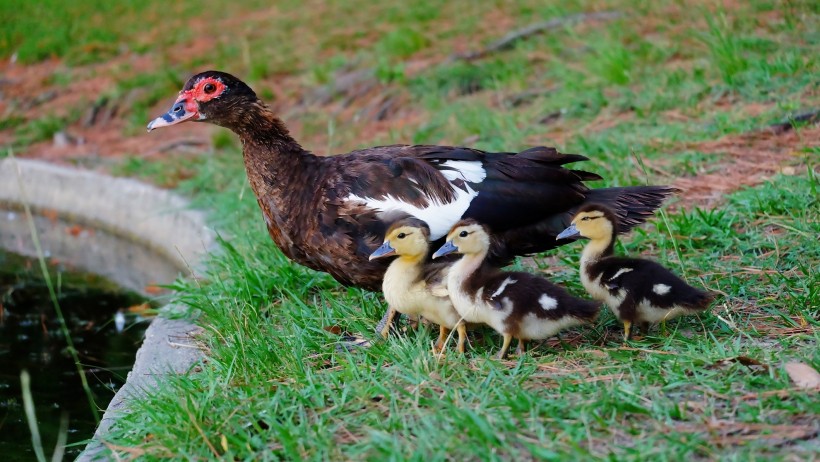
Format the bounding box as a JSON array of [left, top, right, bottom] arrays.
[[185, 76, 227, 104]]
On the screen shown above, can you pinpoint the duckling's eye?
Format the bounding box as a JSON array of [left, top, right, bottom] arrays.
[[203, 83, 216, 94], [459, 230, 469, 238], [581, 217, 589, 221], [397, 232, 407, 239]]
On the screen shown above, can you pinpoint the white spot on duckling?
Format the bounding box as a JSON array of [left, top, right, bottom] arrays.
[[491, 277, 517, 299], [653, 284, 671, 295], [538, 294, 558, 311], [609, 268, 633, 280]]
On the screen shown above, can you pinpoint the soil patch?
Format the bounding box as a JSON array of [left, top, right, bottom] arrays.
[[673, 124, 819, 207]]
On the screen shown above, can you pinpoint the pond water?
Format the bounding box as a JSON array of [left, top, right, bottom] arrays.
[[0, 250, 150, 461], [0, 209, 182, 460]]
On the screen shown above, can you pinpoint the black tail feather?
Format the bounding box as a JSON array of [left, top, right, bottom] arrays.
[[575, 299, 602, 323], [488, 185, 679, 265], [683, 288, 716, 311], [584, 186, 681, 233]]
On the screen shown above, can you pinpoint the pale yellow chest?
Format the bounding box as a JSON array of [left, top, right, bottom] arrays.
[[382, 259, 461, 328]]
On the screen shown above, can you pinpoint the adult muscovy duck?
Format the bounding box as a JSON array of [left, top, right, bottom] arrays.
[[148, 70, 677, 291]]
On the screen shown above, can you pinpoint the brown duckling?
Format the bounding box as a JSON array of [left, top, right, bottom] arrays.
[[432, 219, 600, 359], [557, 204, 714, 340], [369, 218, 467, 353]]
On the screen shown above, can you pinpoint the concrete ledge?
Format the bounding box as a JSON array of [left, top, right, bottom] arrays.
[[0, 158, 212, 272], [0, 158, 214, 461]]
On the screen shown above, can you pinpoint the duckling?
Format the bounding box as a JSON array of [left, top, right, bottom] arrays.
[[369, 218, 467, 353], [432, 219, 600, 359], [557, 204, 714, 341]]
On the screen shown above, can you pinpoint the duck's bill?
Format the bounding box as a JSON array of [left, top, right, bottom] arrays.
[[369, 241, 396, 260], [432, 241, 458, 259], [147, 97, 200, 132], [556, 224, 579, 240]]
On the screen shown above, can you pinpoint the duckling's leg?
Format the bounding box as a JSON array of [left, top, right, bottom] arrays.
[[496, 334, 513, 360], [407, 314, 420, 330], [615, 295, 638, 343], [456, 323, 468, 354], [378, 308, 397, 339], [623, 320, 633, 342], [639, 322, 651, 337], [515, 339, 528, 356], [434, 325, 450, 353]]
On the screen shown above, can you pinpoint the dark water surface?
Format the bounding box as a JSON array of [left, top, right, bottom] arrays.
[[0, 250, 150, 461]]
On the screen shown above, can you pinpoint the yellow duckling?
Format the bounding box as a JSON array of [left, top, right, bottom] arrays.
[[557, 204, 714, 340], [370, 218, 467, 353]]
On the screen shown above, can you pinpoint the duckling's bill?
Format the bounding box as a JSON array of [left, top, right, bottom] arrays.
[[432, 241, 458, 259], [369, 241, 397, 260], [557, 223, 580, 240]]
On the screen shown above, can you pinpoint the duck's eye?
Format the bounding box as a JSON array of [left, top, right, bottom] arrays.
[[459, 230, 469, 238], [581, 217, 590, 221], [397, 232, 407, 239], [203, 83, 216, 94]]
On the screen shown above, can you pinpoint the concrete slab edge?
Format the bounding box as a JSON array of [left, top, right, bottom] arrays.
[[0, 158, 214, 461]]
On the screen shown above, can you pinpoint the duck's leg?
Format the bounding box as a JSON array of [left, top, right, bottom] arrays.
[[623, 320, 633, 342], [496, 334, 513, 360], [515, 338, 528, 356], [434, 325, 450, 353], [377, 308, 398, 339], [456, 323, 468, 354]]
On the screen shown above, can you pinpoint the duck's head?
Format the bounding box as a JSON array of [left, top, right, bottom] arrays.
[[369, 218, 431, 262], [432, 219, 491, 259], [557, 204, 618, 241], [147, 71, 257, 131]]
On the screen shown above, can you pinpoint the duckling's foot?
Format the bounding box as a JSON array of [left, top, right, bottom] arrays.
[[335, 334, 373, 352], [515, 339, 528, 356], [496, 334, 513, 360]]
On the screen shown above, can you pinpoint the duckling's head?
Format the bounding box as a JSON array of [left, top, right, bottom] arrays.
[[432, 219, 491, 258], [369, 218, 431, 261], [557, 204, 618, 242]]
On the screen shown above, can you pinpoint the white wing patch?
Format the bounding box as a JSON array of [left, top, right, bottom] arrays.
[[653, 284, 671, 295], [538, 294, 558, 311], [345, 161, 486, 240], [440, 160, 487, 183], [609, 268, 633, 281], [491, 277, 517, 299]]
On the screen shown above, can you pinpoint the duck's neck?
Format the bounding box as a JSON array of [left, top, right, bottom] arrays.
[[221, 102, 319, 242], [231, 103, 302, 151], [227, 101, 315, 189], [580, 232, 615, 268]]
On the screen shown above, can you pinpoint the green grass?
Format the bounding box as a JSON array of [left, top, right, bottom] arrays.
[[3, 0, 818, 459], [104, 170, 819, 460], [99, 1, 817, 458]]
